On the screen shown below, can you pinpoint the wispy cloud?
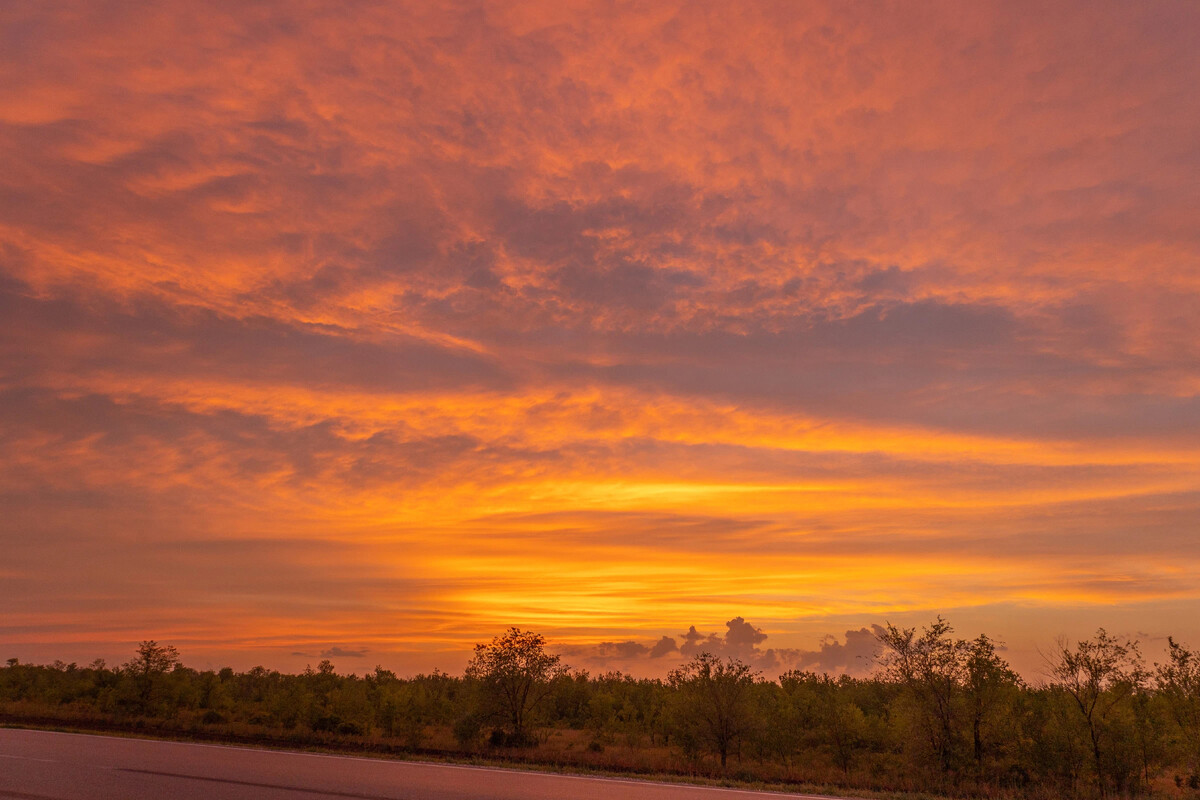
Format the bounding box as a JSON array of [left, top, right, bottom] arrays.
[[321, 647, 368, 659], [1, 0, 1198, 673]]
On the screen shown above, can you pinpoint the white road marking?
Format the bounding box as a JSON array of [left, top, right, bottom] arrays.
[[0, 753, 58, 762]]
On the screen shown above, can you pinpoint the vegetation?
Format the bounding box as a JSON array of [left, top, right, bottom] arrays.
[[667, 651, 758, 768], [465, 627, 566, 746], [5, 622, 1200, 799]]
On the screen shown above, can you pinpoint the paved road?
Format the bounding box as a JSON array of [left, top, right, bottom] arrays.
[[0, 729, 852, 800]]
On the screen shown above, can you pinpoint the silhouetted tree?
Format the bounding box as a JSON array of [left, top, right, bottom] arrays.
[[668, 652, 758, 768], [1156, 637, 1200, 783], [128, 640, 180, 676], [779, 670, 867, 774], [1048, 628, 1146, 797], [123, 640, 180, 710], [465, 627, 565, 745], [964, 634, 1021, 768], [877, 617, 966, 774]]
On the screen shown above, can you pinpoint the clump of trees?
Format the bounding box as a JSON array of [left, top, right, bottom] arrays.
[[5, 623, 1200, 800], [1048, 629, 1148, 796], [875, 618, 1022, 783], [667, 652, 757, 767], [1158, 638, 1200, 784], [125, 640, 181, 712]]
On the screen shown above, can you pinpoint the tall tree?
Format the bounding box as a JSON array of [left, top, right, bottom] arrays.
[[964, 634, 1021, 767], [128, 640, 181, 676], [465, 627, 565, 745], [668, 652, 758, 768], [779, 670, 867, 775], [1156, 637, 1200, 783], [123, 640, 180, 710], [877, 617, 967, 774], [1047, 628, 1146, 797]]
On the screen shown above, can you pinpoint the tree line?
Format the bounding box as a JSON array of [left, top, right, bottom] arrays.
[[4, 620, 1200, 800]]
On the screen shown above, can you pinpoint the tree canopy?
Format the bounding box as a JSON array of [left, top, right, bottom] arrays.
[[668, 651, 758, 767], [464, 626, 566, 744]]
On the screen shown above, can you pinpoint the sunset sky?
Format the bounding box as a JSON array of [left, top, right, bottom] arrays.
[[2, 1, 1198, 678]]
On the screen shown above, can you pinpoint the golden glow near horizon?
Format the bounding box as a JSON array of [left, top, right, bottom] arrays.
[[1, 1, 1199, 677]]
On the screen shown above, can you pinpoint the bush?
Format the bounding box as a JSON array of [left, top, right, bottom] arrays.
[[311, 714, 341, 732], [453, 712, 483, 749], [488, 728, 535, 748]]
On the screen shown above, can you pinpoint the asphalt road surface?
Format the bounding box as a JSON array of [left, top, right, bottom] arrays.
[[0, 729, 854, 800]]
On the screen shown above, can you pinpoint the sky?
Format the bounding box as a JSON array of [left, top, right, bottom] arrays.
[[1, 0, 1198, 679]]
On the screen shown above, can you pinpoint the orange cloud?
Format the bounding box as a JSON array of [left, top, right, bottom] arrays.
[[1, 0, 1199, 675]]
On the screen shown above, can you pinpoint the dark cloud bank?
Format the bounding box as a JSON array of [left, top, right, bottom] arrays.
[[561, 617, 885, 678]]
